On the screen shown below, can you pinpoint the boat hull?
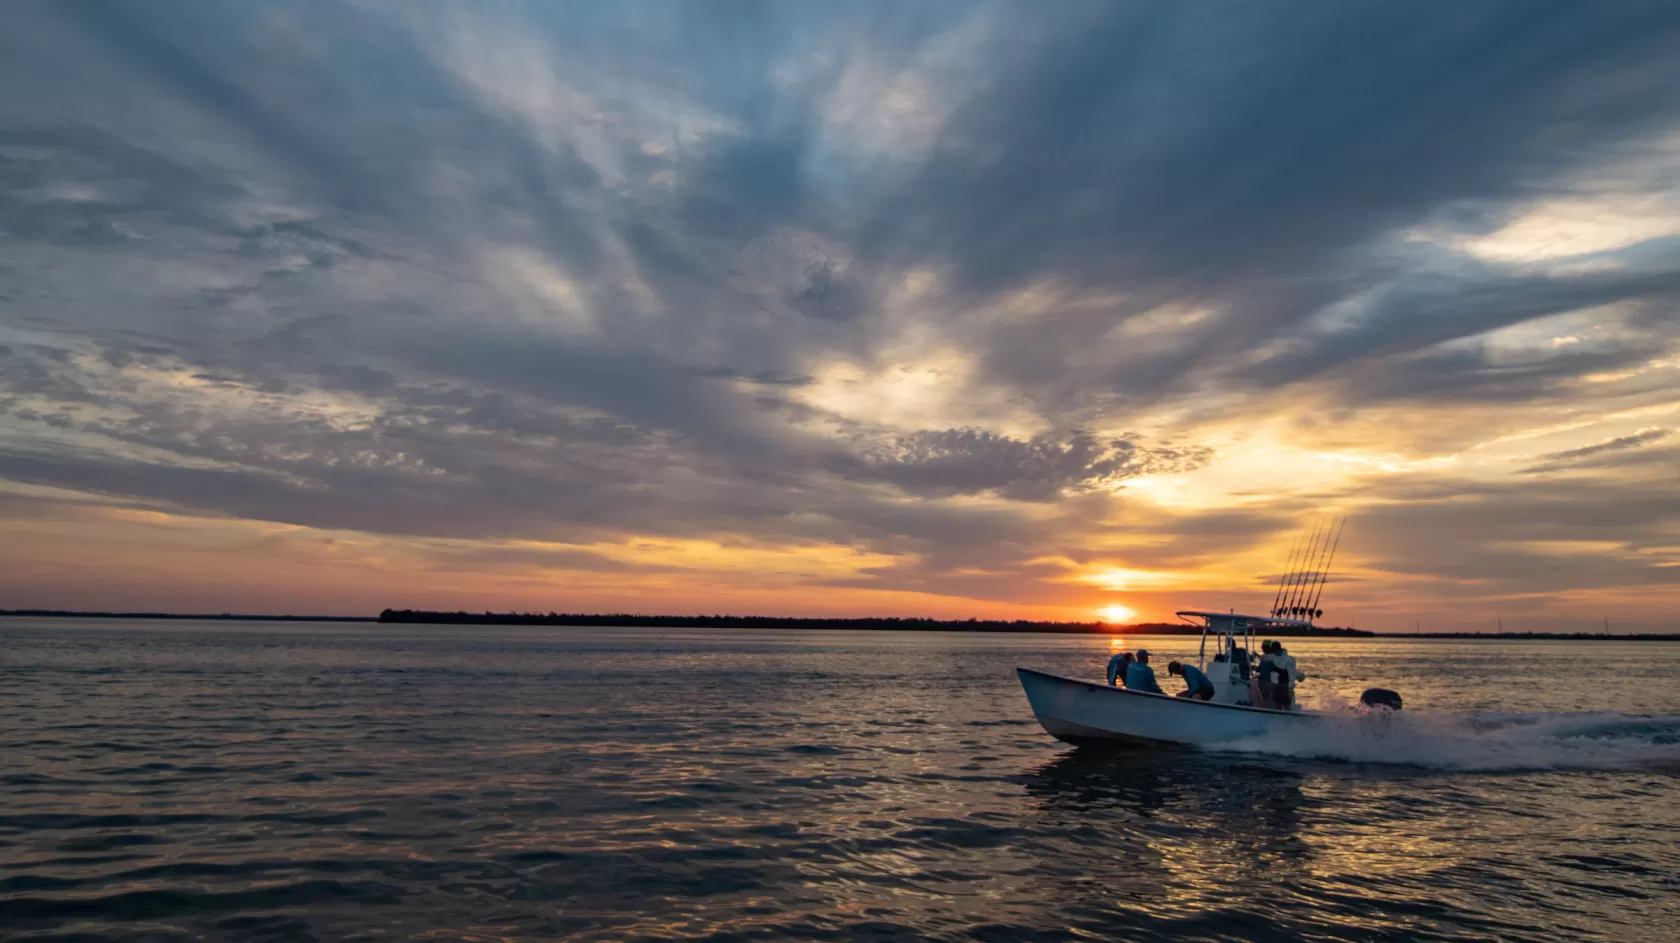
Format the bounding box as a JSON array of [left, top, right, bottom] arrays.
[[1017, 667, 1316, 746]]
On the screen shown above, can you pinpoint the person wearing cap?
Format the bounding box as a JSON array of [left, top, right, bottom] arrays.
[[1106, 650, 1134, 687], [1125, 648, 1164, 694], [1167, 661, 1215, 701]]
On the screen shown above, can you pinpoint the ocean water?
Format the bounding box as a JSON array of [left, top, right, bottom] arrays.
[[2, 619, 1678, 943]]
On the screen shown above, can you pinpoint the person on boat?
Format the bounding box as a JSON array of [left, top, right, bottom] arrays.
[[1272, 673, 1295, 710], [1125, 649, 1164, 694], [1167, 661, 1214, 701], [1106, 650, 1134, 687], [1256, 640, 1281, 707], [1275, 643, 1304, 684], [1259, 641, 1298, 710]]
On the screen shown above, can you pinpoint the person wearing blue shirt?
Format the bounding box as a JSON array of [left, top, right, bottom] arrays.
[[1106, 651, 1134, 687], [1125, 649, 1164, 693], [1167, 661, 1215, 701]]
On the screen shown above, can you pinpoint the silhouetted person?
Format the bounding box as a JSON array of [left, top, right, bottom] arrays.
[[1275, 644, 1303, 685], [1126, 649, 1164, 694], [1107, 650, 1134, 687], [1167, 661, 1214, 700], [1257, 640, 1296, 710]]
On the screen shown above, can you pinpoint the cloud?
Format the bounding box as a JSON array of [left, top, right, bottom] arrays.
[[2, 2, 1680, 625], [1341, 475, 1680, 606], [1522, 428, 1673, 473], [847, 429, 1212, 501]]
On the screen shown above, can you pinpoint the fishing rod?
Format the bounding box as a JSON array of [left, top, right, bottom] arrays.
[[1306, 517, 1346, 618], [1270, 527, 1309, 617], [1270, 521, 1310, 618], [1294, 517, 1337, 618], [1284, 517, 1325, 617], [1296, 517, 1335, 618], [1279, 518, 1315, 617], [1306, 517, 1340, 617]]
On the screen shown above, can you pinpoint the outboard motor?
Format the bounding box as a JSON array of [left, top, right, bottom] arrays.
[[1359, 688, 1403, 711]]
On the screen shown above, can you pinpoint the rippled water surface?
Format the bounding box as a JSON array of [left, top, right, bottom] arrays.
[[3, 619, 1679, 942]]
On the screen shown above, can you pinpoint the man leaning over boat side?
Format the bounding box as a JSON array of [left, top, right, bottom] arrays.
[[1106, 650, 1134, 687], [1125, 649, 1164, 694], [1167, 661, 1215, 701]]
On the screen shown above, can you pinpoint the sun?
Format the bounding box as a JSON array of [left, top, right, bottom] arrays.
[[1097, 603, 1136, 624]]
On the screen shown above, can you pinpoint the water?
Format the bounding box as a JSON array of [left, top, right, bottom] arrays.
[[2, 619, 1678, 942]]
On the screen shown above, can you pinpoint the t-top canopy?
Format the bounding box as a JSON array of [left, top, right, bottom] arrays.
[[1177, 610, 1313, 628]]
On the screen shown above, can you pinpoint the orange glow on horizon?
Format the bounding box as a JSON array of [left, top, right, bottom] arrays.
[[1097, 603, 1136, 624]]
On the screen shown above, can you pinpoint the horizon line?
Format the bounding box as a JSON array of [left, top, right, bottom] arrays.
[[5, 608, 1675, 639]]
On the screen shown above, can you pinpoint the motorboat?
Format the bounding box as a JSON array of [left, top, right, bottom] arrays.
[[1017, 610, 1395, 747]]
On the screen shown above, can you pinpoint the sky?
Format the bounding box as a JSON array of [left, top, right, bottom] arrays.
[[2, 1, 1679, 631]]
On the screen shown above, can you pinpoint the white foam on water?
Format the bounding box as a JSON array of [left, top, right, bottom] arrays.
[[1209, 704, 1680, 772]]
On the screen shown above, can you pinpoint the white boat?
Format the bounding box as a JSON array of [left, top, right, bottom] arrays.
[[1017, 610, 1341, 747]]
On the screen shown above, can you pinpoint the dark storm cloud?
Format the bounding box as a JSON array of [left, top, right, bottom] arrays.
[[3, 1, 1680, 609]]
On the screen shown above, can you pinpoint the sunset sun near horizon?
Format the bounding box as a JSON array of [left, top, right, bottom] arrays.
[[1097, 604, 1138, 625]]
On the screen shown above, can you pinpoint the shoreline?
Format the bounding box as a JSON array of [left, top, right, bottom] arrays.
[[374, 609, 1373, 636], [0, 609, 375, 623]]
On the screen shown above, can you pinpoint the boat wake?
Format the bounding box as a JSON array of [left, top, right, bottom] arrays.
[[1211, 706, 1680, 772]]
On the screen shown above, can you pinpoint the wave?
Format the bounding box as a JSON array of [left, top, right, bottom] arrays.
[[1210, 704, 1680, 772]]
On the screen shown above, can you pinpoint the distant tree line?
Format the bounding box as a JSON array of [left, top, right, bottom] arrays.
[[0, 609, 372, 622], [376, 609, 1376, 636]]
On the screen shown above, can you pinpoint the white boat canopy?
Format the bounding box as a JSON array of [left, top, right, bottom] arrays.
[[1175, 610, 1309, 680]]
